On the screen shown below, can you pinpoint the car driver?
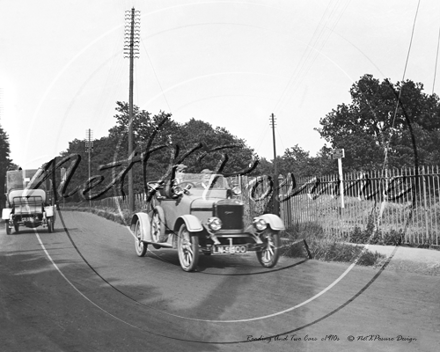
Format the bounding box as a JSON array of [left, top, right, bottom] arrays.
[[175, 164, 187, 184], [200, 169, 213, 189]]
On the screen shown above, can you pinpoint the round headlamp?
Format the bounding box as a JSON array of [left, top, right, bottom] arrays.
[[253, 218, 267, 231], [232, 186, 242, 195], [207, 217, 222, 232]]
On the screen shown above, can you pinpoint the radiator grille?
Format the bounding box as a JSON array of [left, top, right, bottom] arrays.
[[216, 204, 243, 230]]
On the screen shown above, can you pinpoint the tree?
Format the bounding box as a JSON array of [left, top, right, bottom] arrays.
[[0, 124, 14, 209], [251, 145, 336, 181], [316, 74, 440, 171], [252, 157, 273, 176], [60, 102, 257, 199], [172, 118, 255, 175], [279, 145, 316, 177], [275, 145, 336, 178]]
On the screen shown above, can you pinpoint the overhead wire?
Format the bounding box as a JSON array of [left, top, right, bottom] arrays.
[[390, 0, 421, 130], [276, 128, 287, 156], [95, 45, 126, 124], [401, 0, 422, 83], [271, 2, 331, 114], [269, 0, 351, 163], [432, 23, 440, 94], [251, 125, 270, 160], [272, 0, 351, 116], [140, 39, 173, 114]]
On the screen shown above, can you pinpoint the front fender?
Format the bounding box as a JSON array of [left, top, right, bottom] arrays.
[[131, 212, 151, 242], [44, 206, 54, 218], [2, 208, 12, 220], [174, 214, 203, 233], [256, 214, 285, 231]]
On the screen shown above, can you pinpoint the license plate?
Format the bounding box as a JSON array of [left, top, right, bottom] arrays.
[[213, 245, 247, 254]]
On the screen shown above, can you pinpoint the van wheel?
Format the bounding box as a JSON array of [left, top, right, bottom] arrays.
[[5, 221, 11, 235]]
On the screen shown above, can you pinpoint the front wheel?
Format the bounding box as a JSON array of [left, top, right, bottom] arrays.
[[256, 231, 280, 268], [177, 224, 199, 272], [134, 220, 147, 257], [14, 221, 19, 233], [47, 218, 54, 233], [5, 220, 11, 235]]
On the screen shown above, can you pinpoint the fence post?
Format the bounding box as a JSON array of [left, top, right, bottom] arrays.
[[422, 166, 429, 244], [338, 158, 344, 209]]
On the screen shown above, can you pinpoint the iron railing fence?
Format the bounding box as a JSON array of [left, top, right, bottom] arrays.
[[88, 166, 440, 246], [91, 193, 146, 213], [239, 166, 439, 246]]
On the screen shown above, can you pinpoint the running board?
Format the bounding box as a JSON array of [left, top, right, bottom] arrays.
[[146, 241, 173, 248]]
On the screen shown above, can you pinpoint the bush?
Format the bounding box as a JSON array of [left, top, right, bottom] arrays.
[[311, 239, 383, 266], [282, 222, 385, 266], [61, 204, 132, 226], [282, 221, 325, 241], [349, 214, 403, 245]]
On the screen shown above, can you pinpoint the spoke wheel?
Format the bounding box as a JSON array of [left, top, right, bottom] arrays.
[[134, 220, 147, 257], [150, 206, 165, 243], [256, 231, 280, 268], [177, 224, 199, 272], [5, 220, 11, 235]]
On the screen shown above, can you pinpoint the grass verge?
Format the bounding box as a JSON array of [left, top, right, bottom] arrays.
[[281, 222, 385, 267], [61, 204, 133, 226]]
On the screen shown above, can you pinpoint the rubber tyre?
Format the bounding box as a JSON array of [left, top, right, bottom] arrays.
[[47, 218, 53, 233], [256, 231, 280, 268], [177, 224, 199, 272], [14, 221, 19, 233], [134, 219, 147, 257], [5, 221, 11, 235], [150, 206, 165, 243]]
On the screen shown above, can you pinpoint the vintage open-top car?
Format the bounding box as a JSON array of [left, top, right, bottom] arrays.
[[2, 169, 56, 234], [130, 171, 285, 271]]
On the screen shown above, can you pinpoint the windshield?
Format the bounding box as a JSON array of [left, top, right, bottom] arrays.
[[177, 173, 229, 189]]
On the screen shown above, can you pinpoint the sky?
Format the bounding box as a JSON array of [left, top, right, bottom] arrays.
[[1, 0, 440, 169]]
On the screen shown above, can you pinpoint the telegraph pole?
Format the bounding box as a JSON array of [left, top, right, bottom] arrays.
[[124, 8, 140, 212], [85, 129, 94, 210], [270, 113, 280, 216]]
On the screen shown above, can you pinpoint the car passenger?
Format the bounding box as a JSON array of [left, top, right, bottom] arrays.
[[175, 164, 187, 184], [200, 169, 214, 189]]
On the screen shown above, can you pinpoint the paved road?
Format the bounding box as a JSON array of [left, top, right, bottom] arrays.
[[1, 211, 439, 352]]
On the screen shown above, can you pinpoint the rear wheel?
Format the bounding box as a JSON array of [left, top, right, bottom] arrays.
[[177, 224, 199, 272], [14, 221, 19, 233], [5, 220, 11, 235], [256, 230, 280, 268], [134, 220, 147, 257], [47, 217, 55, 233], [150, 206, 165, 243]]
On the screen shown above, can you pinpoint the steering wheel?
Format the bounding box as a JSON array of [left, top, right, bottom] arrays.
[[178, 181, 195, 188], [171, 182, 195, 197], [147, 181, 164, 190]]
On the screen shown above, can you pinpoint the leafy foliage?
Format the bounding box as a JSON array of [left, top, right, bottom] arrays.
[[0, 124, 15, 209], [254, 144, 336, 180], [59, 102, 256, 200], [315, 74, 440, 171]]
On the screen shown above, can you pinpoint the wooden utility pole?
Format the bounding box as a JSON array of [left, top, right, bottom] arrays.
[[270, 113, 280, 216], [124, 8, 140, 212], [85, 129, 93, 210]]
